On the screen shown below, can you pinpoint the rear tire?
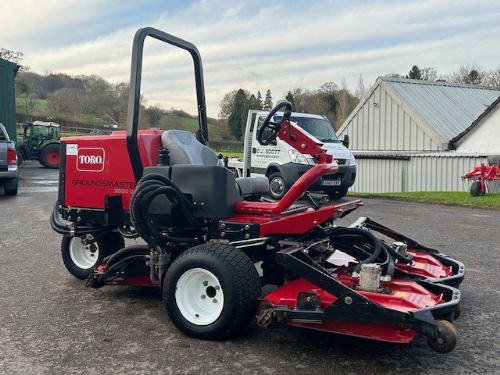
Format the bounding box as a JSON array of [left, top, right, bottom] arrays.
[[61, 231, 125, 280], [470, 181, 483, 196], [39, 143, 60, 169], [326, 186, 348, 200], [268, 172, 288, 200], [163, 243, 261, 340], [16, 151, 23, 166], [4, 177, 18, 196]]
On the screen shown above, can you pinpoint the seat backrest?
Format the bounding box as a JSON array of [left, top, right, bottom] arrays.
[[161, 129, 218, 166]]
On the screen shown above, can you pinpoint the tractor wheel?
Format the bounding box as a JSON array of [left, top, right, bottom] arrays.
[[16, 151, 23, 166], [326, 186, 349, 200], [268, 172, 288, 200], [470, 181, 484, 197], [61, 231, 125, 280], [427, 320, 458, 354], [39, 143, 60, 169], [163, 243, 261, 340]]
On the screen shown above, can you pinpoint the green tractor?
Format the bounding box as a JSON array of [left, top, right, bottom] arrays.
[[17, 121, 61, 168]]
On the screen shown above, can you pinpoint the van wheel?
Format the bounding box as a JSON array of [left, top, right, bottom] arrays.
[[326, 186, 348, 200], [268, 172, 288, 200]]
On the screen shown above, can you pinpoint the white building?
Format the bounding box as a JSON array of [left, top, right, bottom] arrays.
[[337, 77, 500, 192]]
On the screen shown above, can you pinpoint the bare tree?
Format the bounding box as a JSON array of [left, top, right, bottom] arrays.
[[447, 64, 486, 85], [355, 75, 366, 99]]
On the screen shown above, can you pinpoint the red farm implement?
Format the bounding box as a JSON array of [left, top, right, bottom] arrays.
[[462, 155, 500, 196]]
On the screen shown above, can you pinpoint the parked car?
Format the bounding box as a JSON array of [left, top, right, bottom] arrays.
[[0, 123, 18, 195]]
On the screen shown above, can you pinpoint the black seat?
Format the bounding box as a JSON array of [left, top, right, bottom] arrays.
[[162, 130, 269, 196]]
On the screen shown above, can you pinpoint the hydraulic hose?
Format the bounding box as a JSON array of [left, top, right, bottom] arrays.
[[130, 173, 202, 246], [329, 227, 381, 273], [50, 201, 113, 236], [103, 245, 150, 267]]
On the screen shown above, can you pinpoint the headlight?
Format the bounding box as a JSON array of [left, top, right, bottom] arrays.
[[347, 153, 356, 166], [288, 149, 309, 165]]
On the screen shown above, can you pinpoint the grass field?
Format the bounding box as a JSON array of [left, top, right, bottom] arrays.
[[349, 191, 500, 209]]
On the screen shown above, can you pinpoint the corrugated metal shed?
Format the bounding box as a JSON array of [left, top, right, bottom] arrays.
[[0, 58, 19, 141], [338, 77, 500, 152], [351, 152, 488, 193]]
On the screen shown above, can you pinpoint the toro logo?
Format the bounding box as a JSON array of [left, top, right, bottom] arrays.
[[77, 148, 105, 172]]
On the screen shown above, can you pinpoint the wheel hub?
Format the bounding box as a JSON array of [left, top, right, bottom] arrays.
[[69, 236, 99, 269], [175, 268, 224, 325], [270, 177, 284, 197]]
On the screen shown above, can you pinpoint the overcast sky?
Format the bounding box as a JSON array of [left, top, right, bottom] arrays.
[[1, 0, 500, 116]]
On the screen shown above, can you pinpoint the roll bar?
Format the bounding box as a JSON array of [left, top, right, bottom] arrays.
[[126, 27, 209, 182]]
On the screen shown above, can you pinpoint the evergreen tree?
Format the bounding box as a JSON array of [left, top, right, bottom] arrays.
[[257, 91, 263, 109], [228, 89, 247, 140], [285, 91, 295, 109], [407, 65, 422, 80], [263, 89, 273, 110]]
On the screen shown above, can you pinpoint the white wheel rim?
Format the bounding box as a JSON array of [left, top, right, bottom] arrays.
[[69, 236, 99, 269], [175, 268, 224, 325]]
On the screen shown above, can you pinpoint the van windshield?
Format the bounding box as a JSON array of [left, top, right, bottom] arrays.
[[274, 116, 339, 143]]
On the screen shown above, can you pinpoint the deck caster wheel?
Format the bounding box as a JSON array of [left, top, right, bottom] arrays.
[[427, 320, 458, 353], [61, 231, 125, 280], [163, 243, 261, 340]]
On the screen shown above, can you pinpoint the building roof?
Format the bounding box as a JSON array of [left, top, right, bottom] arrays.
[[381, 77, 500, 146]]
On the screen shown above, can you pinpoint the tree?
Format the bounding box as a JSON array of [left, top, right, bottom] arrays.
[[355, 75, 366, 99], [257, 91, 263, 109], [228, 89, 247, 140], [263, 89, 273, 110], [219, 89, 251, 118], [285, 91, 295, 109], [0, 48, 29, 71], [448, 64, 486, 85], [485, 68, 500, 87], [420, 67, 438, 81], [145, 106, 164, 128], [407, 65, 422, 80]]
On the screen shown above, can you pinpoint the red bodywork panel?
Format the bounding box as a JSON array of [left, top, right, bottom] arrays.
[[262, 276, 445, 343], [62, 130, 162, 210], [396, 250, 453, 280]]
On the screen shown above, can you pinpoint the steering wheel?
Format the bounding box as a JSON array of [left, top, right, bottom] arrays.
[[257, 101, 293, 145]]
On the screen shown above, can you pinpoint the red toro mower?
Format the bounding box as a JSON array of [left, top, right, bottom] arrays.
[[462, 156, 500, 196], [51, 28, 464, 353]]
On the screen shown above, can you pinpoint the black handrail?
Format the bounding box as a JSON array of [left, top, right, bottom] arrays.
[[126, 27, 209, 182]]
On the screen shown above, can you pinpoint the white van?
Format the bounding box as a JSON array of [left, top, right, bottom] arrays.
[[229, 110, 356, 200]]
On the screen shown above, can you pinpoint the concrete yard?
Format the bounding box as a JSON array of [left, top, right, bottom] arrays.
[[0, 162, 499, 374]]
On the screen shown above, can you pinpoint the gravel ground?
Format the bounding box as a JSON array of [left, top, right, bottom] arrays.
[[0, 162, 499, 375]]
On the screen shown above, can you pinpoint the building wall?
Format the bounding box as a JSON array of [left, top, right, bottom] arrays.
[[0, 58, 18, 141], [339, 84, 441, 152], [457, 105, 500, 153], [350, 154, 487, 193]]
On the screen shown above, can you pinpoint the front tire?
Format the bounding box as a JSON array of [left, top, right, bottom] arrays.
[[163, 243, 261, 340], [61, 231, 125, 279]]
